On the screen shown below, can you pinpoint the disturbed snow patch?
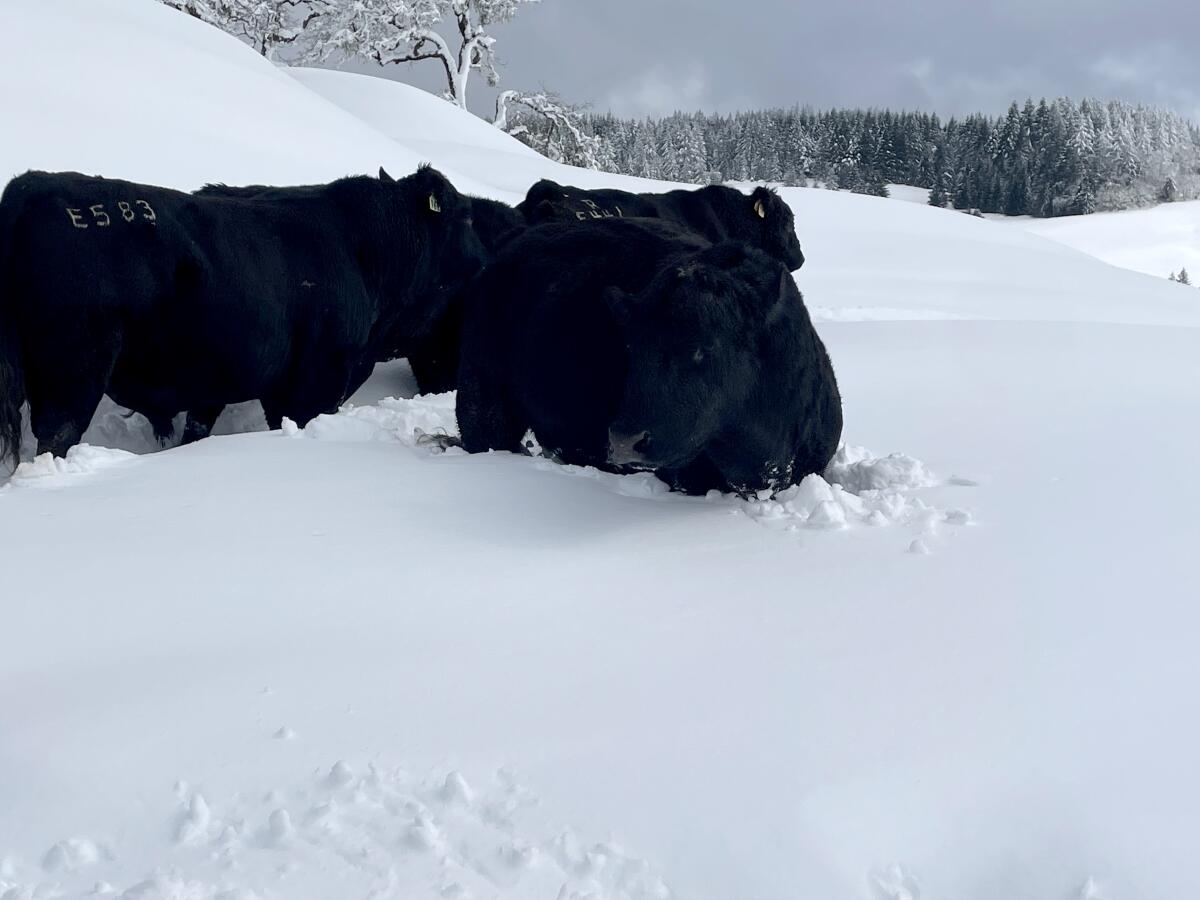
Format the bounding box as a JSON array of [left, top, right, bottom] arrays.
[[297, 397, 976, 547], [0, 764, 673, 900], [4, 444, 137, 489], [733, 444, 966, 534], [288, 392, 459, 445]]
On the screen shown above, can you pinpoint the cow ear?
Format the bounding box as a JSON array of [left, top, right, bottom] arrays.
[[766, 269, 792, 325], [379, 167, 395, 184], [751, 188, 771, 220], [602, 286, 632, 325], [748, 187, 777, 220]]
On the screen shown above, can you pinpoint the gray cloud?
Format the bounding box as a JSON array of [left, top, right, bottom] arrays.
[[360, 0, 1200, 121]]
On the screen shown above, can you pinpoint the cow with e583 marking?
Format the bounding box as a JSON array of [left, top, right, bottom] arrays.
[[0, 165, 484, 464]]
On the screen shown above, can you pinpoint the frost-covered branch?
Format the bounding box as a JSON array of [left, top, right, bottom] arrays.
[[495, 90, 612, 170], [159, 0, 323, 59], [305, 0, 538, 109]]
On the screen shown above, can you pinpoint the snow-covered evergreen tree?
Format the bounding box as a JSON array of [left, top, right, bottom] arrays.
[[928, 143, 949, 208], [535, 98, 1200, 216]]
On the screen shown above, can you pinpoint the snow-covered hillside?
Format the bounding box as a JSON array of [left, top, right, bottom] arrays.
[[998, 200, 1200, 283], [3, 3, 1200, 900], [889, 182, 1200, 286]]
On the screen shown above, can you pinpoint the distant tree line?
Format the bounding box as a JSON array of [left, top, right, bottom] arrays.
[[512, 98, 1200, 217]]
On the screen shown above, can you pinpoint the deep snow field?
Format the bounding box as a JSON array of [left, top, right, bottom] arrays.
[[998, 200, 1200, 283], [3, 3, 1200, 899], [888, 181, 1200, 284]]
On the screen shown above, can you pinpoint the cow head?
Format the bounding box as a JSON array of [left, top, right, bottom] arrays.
[[604, 243, 788, 471], [394, 165, 488, 293], [747, 187, 805, 272], [467, 195, 525, 255]]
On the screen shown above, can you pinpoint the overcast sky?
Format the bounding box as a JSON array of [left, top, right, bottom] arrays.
[[365, 0, 1200, 122]]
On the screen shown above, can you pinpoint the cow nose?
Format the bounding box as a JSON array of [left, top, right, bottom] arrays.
[[607, 428, 651, 465]]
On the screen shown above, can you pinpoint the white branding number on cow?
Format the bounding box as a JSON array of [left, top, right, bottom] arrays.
[[575, 198, 623, 220], [65, 199, 157, 229]]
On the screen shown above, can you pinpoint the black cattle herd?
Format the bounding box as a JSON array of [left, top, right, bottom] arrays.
[[0, 165, 842, 497]]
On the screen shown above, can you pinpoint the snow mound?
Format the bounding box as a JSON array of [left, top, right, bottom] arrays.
[[292, 398, 964, 536], [0, 763, 672, 900], [296, 393, 459, 445], [5, 445, 137, 488], [824, 444, 938, 494], [995, 198, 1200, 280], [733, 444, 970, 541]]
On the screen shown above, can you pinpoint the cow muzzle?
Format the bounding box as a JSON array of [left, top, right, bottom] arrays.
[[607, 428, 652, 467]]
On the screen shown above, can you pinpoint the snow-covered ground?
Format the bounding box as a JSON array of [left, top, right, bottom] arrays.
[[3, 3, 1200, 900], [883, 183, 931, 206], [996, 201, 1200, 283], [889, 182, 1200, 286]]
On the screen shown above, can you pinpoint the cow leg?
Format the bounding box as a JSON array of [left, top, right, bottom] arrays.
[[343, 356, 376, 401], [268, 350, 356, 431], [408, 300, 464, 395], [180, 405, 225, 445], [261, 402, 285, 432], [28, 378, 107, 459], [26, 333, 119, 459], [147, 413, 176, 447]]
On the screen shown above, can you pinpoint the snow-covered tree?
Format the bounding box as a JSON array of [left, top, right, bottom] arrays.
[[495, 89, 610, 169], [1178, 267, 1192, 285], [310, 0, 539, 109], [564, 99, 1200, 216], [160, 0, 320, 58]]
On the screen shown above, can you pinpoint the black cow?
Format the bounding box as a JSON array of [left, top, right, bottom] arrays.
[[465, 195, 526, 255], [196, 182, 523, 398], [407, 181, 808, 397], [454, 218, 842, 496], [0, 165, 484, 464], [198, 181, 523, 257], [402, 195, 523, 394], [517, 179, 805, 272]]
